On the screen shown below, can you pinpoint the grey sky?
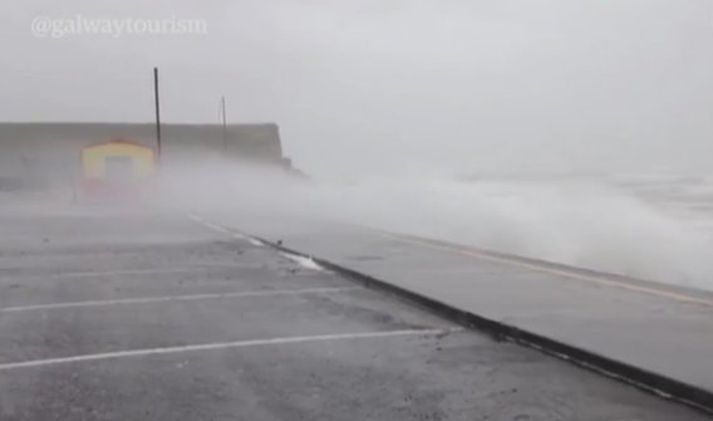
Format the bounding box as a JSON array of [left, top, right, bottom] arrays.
[[1, 0, 712, 178]]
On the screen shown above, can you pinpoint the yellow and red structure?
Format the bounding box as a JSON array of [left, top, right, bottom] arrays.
[[80, 139, 156, 200]]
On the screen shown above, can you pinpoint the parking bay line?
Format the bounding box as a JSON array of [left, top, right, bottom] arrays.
[[0, 265, 264, 281], [0, 328, 460, 371], [1, 286, 361, 312]]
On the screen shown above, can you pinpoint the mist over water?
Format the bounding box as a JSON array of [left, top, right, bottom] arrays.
[[152, 160, 713, 291]]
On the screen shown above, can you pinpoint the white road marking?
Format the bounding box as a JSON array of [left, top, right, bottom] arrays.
[[1, 286, 360, 312], [281, 252, 324, 271], [34, 265, 258, 280], [188, 213, 232, 234], [189, 214, 264, 246], [190, 215, 325, 271], [0, 328, 461, 371], [247, 238, 264, 247]]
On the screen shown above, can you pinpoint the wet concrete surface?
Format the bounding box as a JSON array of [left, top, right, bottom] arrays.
[[0, 211, 708, 420], [205, 210, 713, 398]]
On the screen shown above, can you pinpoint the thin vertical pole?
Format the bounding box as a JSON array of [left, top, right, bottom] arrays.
[[153, 67, 162, 161], [220, 96, 228, 154]]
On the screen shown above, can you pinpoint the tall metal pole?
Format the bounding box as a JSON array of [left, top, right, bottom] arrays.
[[153, 67, 162, 161], [220, 95, 228, 154]]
